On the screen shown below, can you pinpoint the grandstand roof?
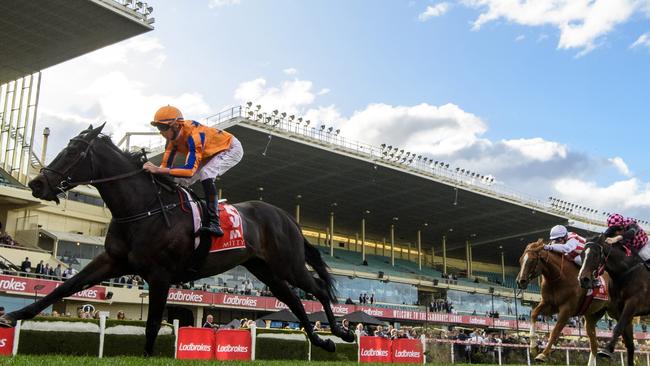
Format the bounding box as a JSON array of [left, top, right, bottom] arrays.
[[0, 0, 153, 84], [151, 120, 570, 265]]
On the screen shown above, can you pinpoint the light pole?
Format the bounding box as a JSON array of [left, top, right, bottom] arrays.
[[33, 284, 45, 302], [139, 292, 149, 320]]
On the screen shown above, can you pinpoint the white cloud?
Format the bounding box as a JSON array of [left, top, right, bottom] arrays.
[[502, 138, 567, 161], [86, 36, 165, 68], [419, 3, 450, 21], [515, 34, 526, 41], [464, 0, 644, 54], [317, 88, 331, 95], [554, 178, 650, 213], [283, 67, 298, 76], [631, 32, 650, 48], [208, 0, 240, 8], [234, 78, 316, 114], [609, 156, 632, 176]]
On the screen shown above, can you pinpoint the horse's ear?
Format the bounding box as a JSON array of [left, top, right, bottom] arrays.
[[85, 122, 106, 141], [87, 124, 94, 130]]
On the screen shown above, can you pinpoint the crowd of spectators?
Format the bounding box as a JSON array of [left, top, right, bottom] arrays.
[[0, 221, 18, 247], [358, 293, 374, 304], [429, 299, 453, 313]]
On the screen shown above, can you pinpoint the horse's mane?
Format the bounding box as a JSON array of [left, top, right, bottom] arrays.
[[524, 238, 545, 252], [97, 134, 177, 187]]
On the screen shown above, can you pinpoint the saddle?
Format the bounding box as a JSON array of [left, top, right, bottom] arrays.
[[177, 187, 245, 253]]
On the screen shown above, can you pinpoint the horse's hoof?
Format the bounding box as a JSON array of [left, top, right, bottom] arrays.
[[534, 354, 547, 363], [340, 330, 355, 343], [597, 349, 613, 359], [0, 315, 17, 328], [320, 339, 336, 352]]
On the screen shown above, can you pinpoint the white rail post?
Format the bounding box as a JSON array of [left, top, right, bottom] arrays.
[[250, 323, 256, 361], [526, 347, 531, 366], [450, 341, 454, 364], [12, 320, 21, 356], [173, 319, 179, 359], [98, 313, 107, 358], [565, 348, 570, 366], [498, 344, 502, 365], [356, 330, 361, 363], [420, 334, 426, 364]]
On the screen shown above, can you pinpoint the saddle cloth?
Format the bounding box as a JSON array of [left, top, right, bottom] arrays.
[[586, 276, 608, 301], [179, 188, 246, 252]]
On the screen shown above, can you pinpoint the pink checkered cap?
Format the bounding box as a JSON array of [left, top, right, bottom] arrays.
[[607, 214, 626, 228]]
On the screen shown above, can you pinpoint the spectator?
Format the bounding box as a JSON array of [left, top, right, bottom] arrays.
[[314, 321, 321, 331], [341, 318, 350, 332], [35, 260, 44, 277], [344, 297, 354, 305], [0, 222, 16, 246], [203, 314, 217, 329], [53, 264, 62, 279], [117, 310, 126, 320], [370, 293, 374, 305], [356, 323, 368, 336], [20, 257, 31, 273], [358, 294, 363, 304], [374, 325, 387, 338], [43, 263, 51, 278], [389, 328, 399, 340]]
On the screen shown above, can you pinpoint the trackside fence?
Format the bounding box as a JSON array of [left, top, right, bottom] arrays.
[[3, 319, 650, 364]]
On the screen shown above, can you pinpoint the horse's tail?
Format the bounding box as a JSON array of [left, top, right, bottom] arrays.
[[303, 238, 338, 303]]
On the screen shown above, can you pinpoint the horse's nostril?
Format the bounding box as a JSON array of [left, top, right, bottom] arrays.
[[28, 178, 44, 196]]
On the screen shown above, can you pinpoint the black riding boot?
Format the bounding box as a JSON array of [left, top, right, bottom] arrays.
[[200, 179, 224, 237]]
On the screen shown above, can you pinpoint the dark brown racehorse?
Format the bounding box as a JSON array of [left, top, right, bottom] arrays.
[[579, 235, 648, 365], [0, 124, 355, 355], [516, 239, 611, 365]]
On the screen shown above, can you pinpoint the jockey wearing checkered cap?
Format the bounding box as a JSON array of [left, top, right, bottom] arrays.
[[543, 225, 586, 266], [604, 214, 650, 267]]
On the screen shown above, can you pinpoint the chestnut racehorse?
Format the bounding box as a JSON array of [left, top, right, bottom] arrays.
[[516, 239, 612, 365]]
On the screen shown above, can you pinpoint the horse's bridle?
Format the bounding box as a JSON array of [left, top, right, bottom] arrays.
[[522, 247, 565, 284], [583, 241, 611, 281], [40, 135, 142, 194]]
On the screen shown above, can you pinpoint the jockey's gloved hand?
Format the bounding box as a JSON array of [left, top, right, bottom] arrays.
[[605, 235, 623, 245], [543, 245, 552, 250]]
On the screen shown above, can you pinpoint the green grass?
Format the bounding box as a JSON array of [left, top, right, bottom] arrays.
[[0, 356, 461, 366]]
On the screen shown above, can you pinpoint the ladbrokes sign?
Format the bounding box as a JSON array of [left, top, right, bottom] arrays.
[[0, 275, 106, 300], [0, 328, 14, 356], [215, 330, 251, 360], [176, 328, 215, 359], [359, 336, 424, 363], [176, 327, 252, 360]]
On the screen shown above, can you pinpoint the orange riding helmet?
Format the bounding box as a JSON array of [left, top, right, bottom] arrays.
[[151, 105, 183, 127]]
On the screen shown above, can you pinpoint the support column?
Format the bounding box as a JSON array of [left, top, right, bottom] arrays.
[[500, 246, 506, 284], [195, 307, 204, 328], [390, 224, 395, 267], [218, 188, 222, 200], [329, 211, 334, 257], [361, 218, 366, 261], [295, 203, 300, 223], [465, 240, 471, 277], [417, 229, 422, 271], [468, 241, 473, 278], [442, 235, 447, 275]]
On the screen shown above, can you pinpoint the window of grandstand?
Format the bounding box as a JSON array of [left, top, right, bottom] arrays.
[[56, 241, 103, 268], [446, 289, 531, 319], [332, 274, 417, 305], [67, 191, 104, 206]]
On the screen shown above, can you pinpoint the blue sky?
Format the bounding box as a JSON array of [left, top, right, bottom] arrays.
[[36, 0, 650, 218]]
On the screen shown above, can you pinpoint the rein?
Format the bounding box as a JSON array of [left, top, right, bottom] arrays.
[[525, 248, 565, 284], [43, 134, 179, 227]]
